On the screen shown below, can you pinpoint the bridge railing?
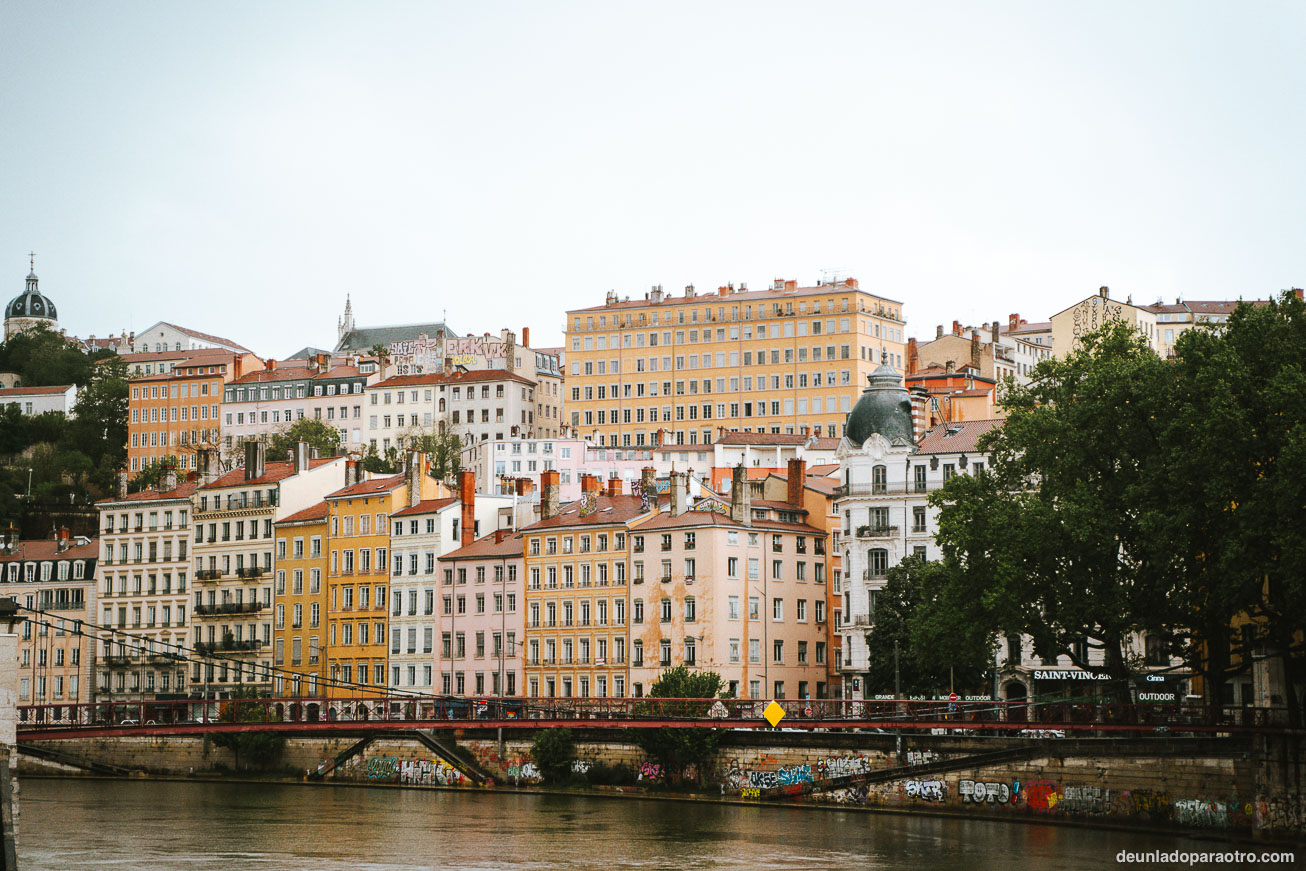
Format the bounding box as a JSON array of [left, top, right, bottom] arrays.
[[15, 696, 1293, 734]]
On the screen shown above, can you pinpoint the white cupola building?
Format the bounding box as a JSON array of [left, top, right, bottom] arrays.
[[834, 357, 998, 699]]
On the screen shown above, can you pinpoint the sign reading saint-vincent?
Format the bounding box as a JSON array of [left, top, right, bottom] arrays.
[[1033, 669, 1112, 681]]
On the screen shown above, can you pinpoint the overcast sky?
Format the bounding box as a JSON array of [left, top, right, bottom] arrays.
[[3, 1, 1303, 357]]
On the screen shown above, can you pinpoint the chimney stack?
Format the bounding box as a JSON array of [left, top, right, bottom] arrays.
[[669, 472, 687, 517], [952, 320, 962, 336], [730, 465, 751, 524], [607, 476, 622, 496], [907, 337, 919, 375], [786, 458, 806, 508], [540, 470, 560, 520], [1009, 313, 1020, 330], [116, 469, 129, 499], [407, 451, 424, 507], [294, 440, 311, 475], [1099, 286, 1110, 299], [244, 440, 266, 481], [522, 327, 530, 348], [56, 527, 71, 553], [580, 474, 601, 514], [459, 470, 476, 546], [160, 463, 178, 493], [515, 477, 535, 497], [344, 458, 358, 487], [936, 324, 944, 339]]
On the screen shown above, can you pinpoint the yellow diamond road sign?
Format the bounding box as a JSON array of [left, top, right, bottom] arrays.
[[763, 700, 786, 727]]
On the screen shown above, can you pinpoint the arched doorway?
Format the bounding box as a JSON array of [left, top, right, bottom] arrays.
[[1003, 680, 1028, 723]]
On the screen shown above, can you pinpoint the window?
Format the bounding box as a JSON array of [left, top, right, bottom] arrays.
[[772, 598, 783, 621], [872, 465, 887, 494], [660, 598, 672, 623], [868, 548, 888, 578]]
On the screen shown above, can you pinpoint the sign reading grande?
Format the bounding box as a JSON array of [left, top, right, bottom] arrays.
[[1033, 669, 1112, 681]]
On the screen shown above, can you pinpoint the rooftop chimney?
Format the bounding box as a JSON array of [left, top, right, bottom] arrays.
[[906, 337, 919, 375], [407, 451, 424, 507], [116, 469, 129, 499], [196, 448, 220, 485], [1099, 286, 1110, 299], [293, 440, 311, 475], [580, 474, 601, 514], [607, 476, 623, 496], [936, 324, 944, 339], [952, 320, 962, 336], [56, 527, 71, 553], [459, 470, 475, 546], [730, 465, 751, 524], [1009, 313, 1020, 329], [991, 319, 1000, 342], [244, 440, 266, 481], [515, 477, 535, 497], [521, 326, 530, 348], [160, 463, 178, 493], [786, 458, 806, 508], [344, 458, 359, 487], [541, 469, 560, 520], [669, 472, 687, 517]]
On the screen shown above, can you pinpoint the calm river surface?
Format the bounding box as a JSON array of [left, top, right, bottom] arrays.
[[18, 777, 1237, 870]]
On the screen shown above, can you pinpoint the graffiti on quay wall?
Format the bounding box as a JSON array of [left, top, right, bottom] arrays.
[[905, 750, 939, 767], [959, 780, 1013, 805], [816, 754, 874, 779], [1256, 796, 1305, 832], [740, 788, 760, 799], [506, 762, 542, 783], [904, 780, 947, 802], [638, 762, 663, 782], [399, 759, 466, 787], [723, 754, 876, 792], [366, 757, 400, 780]]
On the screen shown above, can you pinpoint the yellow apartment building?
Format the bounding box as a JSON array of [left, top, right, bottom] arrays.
[[273, 502, 329, 698], [564, 277, 907, 448], [324, 458, 443, 698], [522, 472, 655, 699]]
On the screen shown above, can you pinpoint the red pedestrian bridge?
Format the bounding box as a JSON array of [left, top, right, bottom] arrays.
[[15, 696, 1295, 741]]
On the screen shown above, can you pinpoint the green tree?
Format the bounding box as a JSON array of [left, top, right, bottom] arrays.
[[266, 417, 341, 462], [206, 687, 286, 771], [0, 323, 98, 387], [931, 322, 1173, 694], [1150, 292, 1306, 723], [634, 666, 723, 785], [865, 556, 995, 696], [362, 443, 399, 474], [406, 426, 465, 480], [129, 455, 180, 492], [62, 354, 129, 494], [530, 727, 576, 783]]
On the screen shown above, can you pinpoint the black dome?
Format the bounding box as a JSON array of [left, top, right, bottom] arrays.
[[844, 361, 914, 445], [6, 271, 57, 322]]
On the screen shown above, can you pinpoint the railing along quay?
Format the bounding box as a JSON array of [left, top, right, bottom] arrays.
[[15, 696, 1294, 737]]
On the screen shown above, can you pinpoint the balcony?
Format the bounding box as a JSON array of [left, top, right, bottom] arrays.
[[195, 639, 263, 655], [862, 570, 887, 581], [102, 655, 135, 667], [38, 598, 86, 611], [855, 524, 899, 539], [236, 567, 264, 579], [196, 570, 223, 581], [194, 602, 265, 616], [148, 652, 184, 664]]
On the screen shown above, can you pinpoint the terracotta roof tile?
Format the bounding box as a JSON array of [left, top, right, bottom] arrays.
[[327, 473, 407, 499], [0, 539, 99, 562], [200, 457, 339, 490], [372, 369, 536, 389], [0, 385, 74, 396], [278, 501, 330, 524], [392, 497, 459, 517], [523, 495, 649, 531], [439, 530, 525, 561], [96, 480, 200, 504], [916, 419, 1004, 455]]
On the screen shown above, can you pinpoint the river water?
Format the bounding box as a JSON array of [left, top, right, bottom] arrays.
[[18, 778, 1236, 870]]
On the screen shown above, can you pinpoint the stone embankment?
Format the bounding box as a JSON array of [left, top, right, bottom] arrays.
[[17, 729, 1304, 841]]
